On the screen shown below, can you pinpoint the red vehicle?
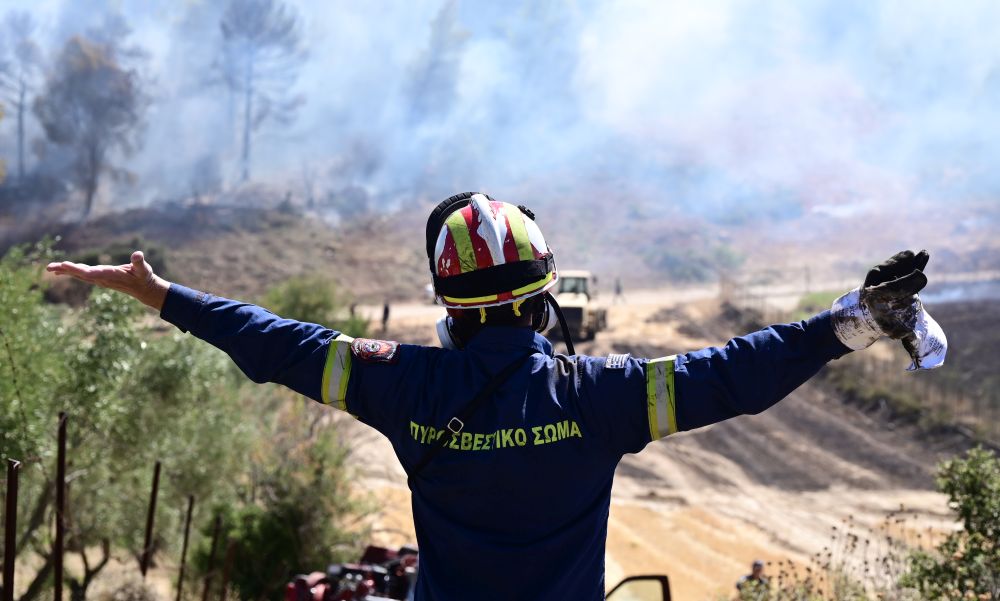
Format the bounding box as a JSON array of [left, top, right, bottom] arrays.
[[285, 546, 670, 601], [285, 546, 417, 601]]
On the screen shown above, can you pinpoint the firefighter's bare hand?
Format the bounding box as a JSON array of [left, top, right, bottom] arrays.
[[46, 250, 170, 311]]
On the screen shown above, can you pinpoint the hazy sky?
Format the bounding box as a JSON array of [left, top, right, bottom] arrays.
[[2, 0, 999, 217]]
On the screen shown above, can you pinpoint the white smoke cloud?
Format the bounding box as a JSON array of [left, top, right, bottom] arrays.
[[3, 0, 999, 216]]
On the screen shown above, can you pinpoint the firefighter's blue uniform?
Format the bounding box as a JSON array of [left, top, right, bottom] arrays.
[[161, 284, 851, 601]]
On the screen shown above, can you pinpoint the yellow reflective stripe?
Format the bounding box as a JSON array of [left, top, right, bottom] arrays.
[[646, 356, 677, 439], [510, 272, 554, 296], [443, 273, 553, 305], [442, 292, 500, 304], [506, 208, 535, 261], [322, 334, 354, 411], [445, 211, 477, 273]]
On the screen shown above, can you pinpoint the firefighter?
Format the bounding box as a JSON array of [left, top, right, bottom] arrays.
[[47, 192, 944, 601], [736, 560, 768, 596]]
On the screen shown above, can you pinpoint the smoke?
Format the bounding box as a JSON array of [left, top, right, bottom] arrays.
[[3, 0, 1000, 219], [575, 1, 1000, 215]]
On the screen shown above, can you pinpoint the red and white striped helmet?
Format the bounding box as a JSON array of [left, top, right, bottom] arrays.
[[426, 192, 558, 309]]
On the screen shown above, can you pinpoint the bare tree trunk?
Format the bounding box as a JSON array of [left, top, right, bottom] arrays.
[[16, 553, 53, 601], [83, 182, 97, 219], [15, 484, 53, 556], [82, 145, 100, 219], [240, 54, 254, 182], [16, 78, 25, 182], [67, 540, 110, 601]]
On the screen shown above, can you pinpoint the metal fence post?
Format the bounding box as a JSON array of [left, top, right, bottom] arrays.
[[176, 495, 195, 601], [140, 461, 161, 578], [3, 458, 21, 601], [55, 412, 67, 601]]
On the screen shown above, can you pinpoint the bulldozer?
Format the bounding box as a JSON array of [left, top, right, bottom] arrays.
[[552, 270, 607, 341]]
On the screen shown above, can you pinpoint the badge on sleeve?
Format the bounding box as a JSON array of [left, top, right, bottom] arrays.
[[351, 338, 400, 363], [605, 353, 630, 369]]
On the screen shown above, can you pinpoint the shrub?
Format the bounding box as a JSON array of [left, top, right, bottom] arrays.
[[262, 275, 368, 337], [193, 398, 371, 601], [901, 447, 1000, 600]]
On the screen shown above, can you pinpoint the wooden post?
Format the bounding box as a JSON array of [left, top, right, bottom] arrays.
[[3, 459, 21, 601], [140, 461, 161, 578], [54, 412, 67, 601], [176, 496, 195, 601]]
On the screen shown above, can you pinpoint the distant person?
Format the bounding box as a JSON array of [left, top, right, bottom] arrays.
[[382, 301, 390, 333], [736, 560, 768, 595], [614, 276, 625, 304], [47, 192, 947, 600]]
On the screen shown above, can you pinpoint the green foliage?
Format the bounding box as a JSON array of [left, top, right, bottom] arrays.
[[733, 449, 1000, 601], [0, 240, 62, 462], [729, 564, 883, 601], [194, 398, 369, 601], [0, 242, 247, 598], [3, 242, 374, 600], [901, 447, 1000, 600], [262, 275, 368, 337]]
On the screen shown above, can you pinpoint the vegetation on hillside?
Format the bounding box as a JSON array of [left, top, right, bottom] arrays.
[[733, 447, 1000, 601], [0, 242, 371, 601], [262, 275, 368, 337]]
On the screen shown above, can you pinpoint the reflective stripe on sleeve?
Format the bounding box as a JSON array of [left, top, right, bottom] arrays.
[[321, 334, 355, 411], [646, 356, 677, 440]]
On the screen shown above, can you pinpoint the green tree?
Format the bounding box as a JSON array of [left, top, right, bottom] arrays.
[[902, 447, 1000, 600], [193, 397, 370, 601], [0, 243, 248, 601], [3, 244, 373, 601]]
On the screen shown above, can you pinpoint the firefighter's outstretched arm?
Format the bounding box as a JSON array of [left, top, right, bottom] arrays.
[[665, 311, 849, 433], [647, 250, 945, 437], [46, 251, 332, 402]]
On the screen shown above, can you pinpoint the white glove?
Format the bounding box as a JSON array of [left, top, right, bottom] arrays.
[[830, 250, 947, 370]]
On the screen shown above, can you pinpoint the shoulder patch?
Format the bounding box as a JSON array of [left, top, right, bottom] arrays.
[[605, 353, 630, 369], [350, 338, 400, 363]]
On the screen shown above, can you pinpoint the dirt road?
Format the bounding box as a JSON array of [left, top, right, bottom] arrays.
[[344, 286, 956, 600]]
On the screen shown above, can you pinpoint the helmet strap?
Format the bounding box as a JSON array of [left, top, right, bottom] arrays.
[[544, 291, 576, 356]]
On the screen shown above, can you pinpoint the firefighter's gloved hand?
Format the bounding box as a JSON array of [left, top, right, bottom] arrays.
[[831, 250, 947, 370]]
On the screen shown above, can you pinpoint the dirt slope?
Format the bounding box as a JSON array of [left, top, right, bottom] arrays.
[[34, 203, 430, 303]]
